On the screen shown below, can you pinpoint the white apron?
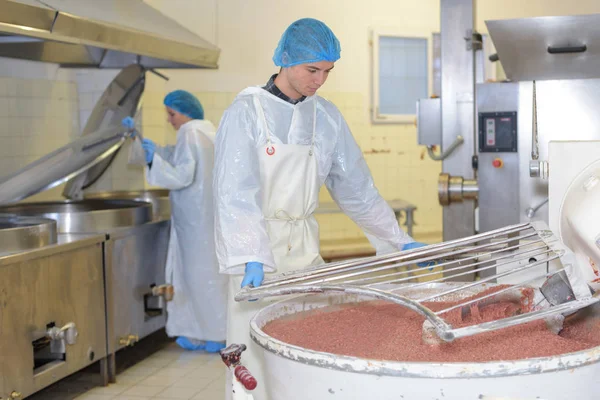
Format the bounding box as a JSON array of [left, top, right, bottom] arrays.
[[225, 96, 323, 400]]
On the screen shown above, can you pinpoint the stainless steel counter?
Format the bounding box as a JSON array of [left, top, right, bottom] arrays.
[[0, 200, 171, 385], [0, 233, 107, 399]]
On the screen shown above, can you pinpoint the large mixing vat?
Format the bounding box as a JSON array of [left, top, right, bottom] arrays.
[[0, 199, 152, 232], [250, 283, 600, 400], [85, 189, 171, 220]]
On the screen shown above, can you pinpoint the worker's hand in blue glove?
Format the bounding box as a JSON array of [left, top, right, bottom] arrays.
[[241, 262, 264, 289], [141, 138, 156, 164], [121, 116, 135, 129], [402, 242, 435, 268]]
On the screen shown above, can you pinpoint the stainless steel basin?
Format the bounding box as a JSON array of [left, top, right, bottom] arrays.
[[0, 215, 57, 253], [0, 199, 152, 233], [84, 190, 170, 220]]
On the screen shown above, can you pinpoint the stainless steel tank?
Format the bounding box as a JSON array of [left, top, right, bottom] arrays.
[[84, 190, 170, 220], [0, 199, 152, 232], [250, 283, 600, 400], [0, 214, 57, 254]]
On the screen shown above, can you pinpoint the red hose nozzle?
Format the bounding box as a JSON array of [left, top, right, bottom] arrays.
[[235, 365, 257, 391]]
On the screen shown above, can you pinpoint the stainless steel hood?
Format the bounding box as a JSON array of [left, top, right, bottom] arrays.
[[0, 0, 220, 68], [486, 14, 600, 81]]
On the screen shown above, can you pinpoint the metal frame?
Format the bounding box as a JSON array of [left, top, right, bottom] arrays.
[[237, 222, 595, 342], [441, 0, 477, 241]]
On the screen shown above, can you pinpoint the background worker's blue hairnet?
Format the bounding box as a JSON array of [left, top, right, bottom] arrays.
[[273, 18, 341, 67], [163, 90, 204, 120]]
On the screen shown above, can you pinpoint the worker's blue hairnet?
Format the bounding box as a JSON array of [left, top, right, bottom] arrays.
[[273, 18, 341, 67], [164, 90, 204, 120]]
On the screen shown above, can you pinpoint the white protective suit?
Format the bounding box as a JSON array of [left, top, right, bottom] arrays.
[[147, 119, 228, 342], [214, 87, 413, 400]]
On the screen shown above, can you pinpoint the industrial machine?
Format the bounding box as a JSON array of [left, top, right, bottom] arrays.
[[418, 1, 600, 248], [0, 65, 174, 388]]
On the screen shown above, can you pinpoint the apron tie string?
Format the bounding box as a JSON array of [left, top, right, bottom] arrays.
[[265, 209, 309, 253]]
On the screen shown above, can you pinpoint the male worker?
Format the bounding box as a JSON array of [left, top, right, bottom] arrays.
[[213, 18, 429, 399]]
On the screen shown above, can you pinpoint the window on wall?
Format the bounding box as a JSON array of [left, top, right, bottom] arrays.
[[371, 30, 430, 124]]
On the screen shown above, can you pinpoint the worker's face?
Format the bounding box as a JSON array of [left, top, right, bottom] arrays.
[[166, 107, 192, 130], [285, 61, 335, 98]]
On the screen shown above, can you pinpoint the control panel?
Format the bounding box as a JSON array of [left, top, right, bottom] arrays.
[[478, 111, 517, 153]]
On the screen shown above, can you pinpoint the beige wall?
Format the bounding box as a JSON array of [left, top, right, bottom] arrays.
[[0, 58, 79, 202]]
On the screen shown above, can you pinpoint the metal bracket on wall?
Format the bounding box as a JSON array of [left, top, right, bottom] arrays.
[[465, 30, 483, 51], [528, 80, 550, 179], [427, 135, 464, 161]]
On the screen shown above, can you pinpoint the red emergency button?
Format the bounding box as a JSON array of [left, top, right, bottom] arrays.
[[492, 158, 504, 168]]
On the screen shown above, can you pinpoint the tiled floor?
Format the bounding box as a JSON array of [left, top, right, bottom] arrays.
[[28, 334, 226, 400], [75, 344, 225, 399]]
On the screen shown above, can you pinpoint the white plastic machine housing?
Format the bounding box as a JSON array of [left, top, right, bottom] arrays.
[[549, 140, 600, 291]]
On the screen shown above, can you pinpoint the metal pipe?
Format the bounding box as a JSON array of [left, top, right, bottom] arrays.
[[354, 241, 548, 287], [525, 197, 549, 218], [375, 245, 550, 289], [426, 135, 464, 161], [256, 223, 531, 287], [438, 173, 479, 205]]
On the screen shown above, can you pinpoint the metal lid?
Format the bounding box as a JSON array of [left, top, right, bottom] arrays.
[[0, 64, 145, 205], [486, 14, 600, 81], [63, 64, 145, 198], [0, 127, 128, 205]]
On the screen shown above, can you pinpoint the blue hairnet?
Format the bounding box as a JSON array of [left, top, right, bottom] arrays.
[[273, 18, 341, 67], [164, 90, 204, 120]]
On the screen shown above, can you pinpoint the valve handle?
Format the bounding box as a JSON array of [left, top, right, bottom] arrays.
[[234, 365, 257, 391]]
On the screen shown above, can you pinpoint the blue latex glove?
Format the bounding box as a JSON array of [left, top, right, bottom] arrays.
[[241, 262, 264, 288], [402, 242, 435, 268], [141, 138, 156, 164], [121, 116, 135, 129]]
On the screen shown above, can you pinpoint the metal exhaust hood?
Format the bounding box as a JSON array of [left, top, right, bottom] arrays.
[[486, 14, 600, 81], [0, 0, 220, 68]]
